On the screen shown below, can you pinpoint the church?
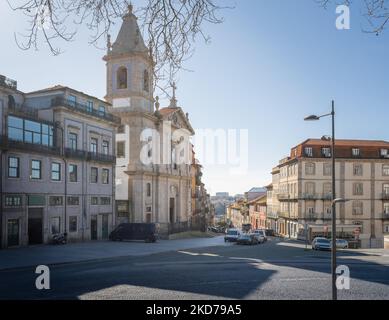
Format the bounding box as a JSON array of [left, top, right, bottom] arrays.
[[104, 5, 195, 236]]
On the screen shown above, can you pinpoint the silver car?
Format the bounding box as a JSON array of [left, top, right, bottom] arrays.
[[251, 229, 266, 243], [334, 239, 349, 249], [312, 237, 331, 251]]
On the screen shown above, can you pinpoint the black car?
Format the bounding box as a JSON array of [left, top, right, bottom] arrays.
[[109, 223, 158, 243], [236, 233, 258, 245], [265, 229, 275, 237]]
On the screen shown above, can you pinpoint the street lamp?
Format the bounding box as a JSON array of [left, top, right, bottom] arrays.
[[304, 100, 338, 300]]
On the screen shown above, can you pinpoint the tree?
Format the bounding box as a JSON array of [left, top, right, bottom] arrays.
[[316, 0, 389, 35], [7, 0, 233, 93]]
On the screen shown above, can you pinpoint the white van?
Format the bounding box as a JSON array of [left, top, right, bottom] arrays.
[[224, 228, 241, 242]]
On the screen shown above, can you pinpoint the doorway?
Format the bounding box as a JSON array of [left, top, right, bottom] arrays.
[[102, 215, 109, 239], [169, 198, 175, 223], [91, 216, 98, 240], [28, 208, 43, 245], [7, 219, 19, 247]]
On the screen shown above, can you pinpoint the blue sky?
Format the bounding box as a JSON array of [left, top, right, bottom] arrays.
[[1, 0, 389, 195]]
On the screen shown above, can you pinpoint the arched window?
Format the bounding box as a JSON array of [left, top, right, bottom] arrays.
[[117, 66, 127, 89], [143, 69, 149, 92]]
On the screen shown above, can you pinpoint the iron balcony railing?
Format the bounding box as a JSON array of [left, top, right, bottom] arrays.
[[305, 212, 319, 220], [381, 193, 389, 200], [8, 103, 39, 118], [64, 148, 88, 160], [0, 135, 61, 155], [51, 97, 121, 124], [87, 151, 116, 163], [383, 213, 389, 220], [277, 193, 298, 201]]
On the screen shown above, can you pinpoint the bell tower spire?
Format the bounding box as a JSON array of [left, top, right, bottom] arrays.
[[103, 4, 153, 113]]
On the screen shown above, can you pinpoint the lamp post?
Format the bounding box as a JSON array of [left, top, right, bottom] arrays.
[[304, 100, 337, 300]]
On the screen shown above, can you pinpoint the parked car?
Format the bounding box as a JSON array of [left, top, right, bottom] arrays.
[[312, 237, 331, 251], [334, 239, 349, 249], [251, 229, 267, 243], [109, 223, 158, 243], [237, 233, 258, 245], [224, 228, 241, 242], [265, 229, 275, 237]]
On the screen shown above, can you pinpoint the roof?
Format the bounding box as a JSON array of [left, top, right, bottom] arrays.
[[110, 5, 148, 55], [300, 138, 389, 148], [248, 193, 267, 205], [26, 85, 111, 106], [248, 187, 267, 193]]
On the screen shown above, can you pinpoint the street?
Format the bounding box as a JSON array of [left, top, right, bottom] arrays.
[[0, 236, 388, 300]]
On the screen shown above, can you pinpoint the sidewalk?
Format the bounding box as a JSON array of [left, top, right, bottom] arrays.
[[0, 236, 225, 271]]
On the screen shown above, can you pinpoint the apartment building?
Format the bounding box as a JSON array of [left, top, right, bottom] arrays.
[[0, 75, 118, 248], [248, 194, 267, 230], [271, 138, 389, 248]]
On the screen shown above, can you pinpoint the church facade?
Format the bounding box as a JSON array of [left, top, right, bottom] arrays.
[[104, 5, 194, 235]]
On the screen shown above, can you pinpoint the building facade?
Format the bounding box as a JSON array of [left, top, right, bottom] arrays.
[[248, 194, 267, 230], [271, 138, 389, 248], [108, 6, 194, 236], [1, 76, 118, 248]]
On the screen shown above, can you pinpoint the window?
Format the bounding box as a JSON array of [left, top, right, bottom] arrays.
[[28, 195, 45, 206], [5, 196, 22, 207], [49, 196, 63, 206], [383, 165, 389, 176], [117, 67, 127, 89], [87, 100, 93, 112], [8, 156, 20, 178], [117, 141, 125, 158], [305, 162, 315, 175], [384, 203, 389, 214], [98, 106, 106, 116], [67, 196, 79, 206], [90, 167, 98, 183], [100, 197, 111, 205], [31, 160, 42, 180], [51, 217, 61, 234], [323, 163, 332, 176], [102, 140, 109, 155], [304, 147, 313, 157], [51, 162, 61, 181], [305, 182, 315, 195], [353, 183, 364, 196], [353, 164, 363, 176], [322, 147, 331, 158], [68, 132, 78, 150], [147, 183, 151, 197], [117, 200, 129, 217], [69, 216, 78, 232], [69, 164, 78, 182], [68, 95, 77, 107], [381, 149, 389, 158], [90, 138, 98, 154], [352, 148, 360, 157], [352, 201, 363, 215], [323, 182, 332, 195], [383, 184, 389, 195], [102, 169, 109, 184], [8, 116, 53, 147], [143, 69, 150, 92], [91, 197, 99, 205]]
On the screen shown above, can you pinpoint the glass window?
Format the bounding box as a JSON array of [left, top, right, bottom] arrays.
[[91, 197, 99, 205], [117, 141, 125, 158], [28, 195, 45, 206], [143, 70, 149, 92], [305, 182, 315, 195], [102, 140, 109, 155], [383, 184, 389, 195], [68, 95, 77, 107], [90, 138, 98, 154], [68, 132, 78, 150], [352, 201, 363, 215], [31, 160, 42, 180], [8, 116, 23, 128], [49, 196, 63, 206], [117, 67, 127, 89], [147, 183, 151, 197], [305, 162, 315, 175], [69, 216, 77, 232], [67, 196, 79, 206], [304, 147, 313, 157], [353, 164, 363, 176], [91, 167, 98, 183], [322, 147, 331, 158], [69, 164, 78, 182], [51, 217, 61, 234], [5, 196, 22, 207], [381, 149, 389, 158], [384, 203, 389, 214], [383, 165, 389, 176], [323, 163, 332, 176], [51, 162, 61, 181], [353, 183, 364, 196], [8, 156, 20, 178], [87, 101, 93, 112], [98, 106, 106, 116], [352, 148, 360, 157], [100, 197, 111, 205], [102, 169, 109, 184]]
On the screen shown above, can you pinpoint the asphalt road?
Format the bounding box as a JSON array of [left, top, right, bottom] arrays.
[[1, 237, 388, 300]]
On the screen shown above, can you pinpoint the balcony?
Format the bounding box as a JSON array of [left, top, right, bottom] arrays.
[[0, 135, 60, 155], [277, 211, 297, 219], [8, 103, 38, 119], [0, 74, 17, 90], [383, 213, 389, 220], [300, 193, 318, 200], [87, 151, 116, 164], [320, 193, 333, 201], [305, 213, 319, 220], [64, 148, 88, 160], [51, 97, 121, 124], [277, 193, 298, 201], [381, 193, 389, 200]]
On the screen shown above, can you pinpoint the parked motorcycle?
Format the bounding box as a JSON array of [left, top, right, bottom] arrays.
[[51, 233, 67, 245]]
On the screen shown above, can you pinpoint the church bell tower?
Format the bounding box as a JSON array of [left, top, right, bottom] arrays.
[[103, 4, 154, 113]]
